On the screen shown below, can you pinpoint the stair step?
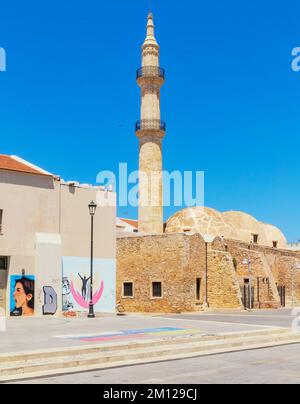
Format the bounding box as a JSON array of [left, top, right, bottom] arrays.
[[0, 327, 289, 364], [0, 329, 299, 381]]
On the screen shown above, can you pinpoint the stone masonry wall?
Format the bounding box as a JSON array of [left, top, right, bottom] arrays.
[[207, 249, 243, 309], [225, 239, 300, 308], [117, 233, 243, 313]]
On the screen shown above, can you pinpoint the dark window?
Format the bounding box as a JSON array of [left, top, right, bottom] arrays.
[[0, 256, 8, 270], [152, 282, 162, 298], [252, 234, 259, 244], [196, 278, 201, 301], [273, 241, 278, 248], [123, 282, 133, 297]]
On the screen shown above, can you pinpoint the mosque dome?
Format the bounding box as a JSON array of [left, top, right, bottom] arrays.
[[166, 207, 288, 248], [222, 211, 268, 245], [165, 207, 239, 239], [259, 222, 287, 249]]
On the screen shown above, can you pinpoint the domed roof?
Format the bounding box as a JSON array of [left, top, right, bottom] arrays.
[[259, 222, 287, 249], [165, 207, 239, 239], [222, 211, 268, 245], [166, 207, 288, 248]]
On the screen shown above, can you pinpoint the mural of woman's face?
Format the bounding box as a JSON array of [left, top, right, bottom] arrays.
[[13, 282, 32, 309]]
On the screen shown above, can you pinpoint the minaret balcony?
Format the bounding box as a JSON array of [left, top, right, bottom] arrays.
[[135, 119, 166, 137], [136, 66, 165, 85]]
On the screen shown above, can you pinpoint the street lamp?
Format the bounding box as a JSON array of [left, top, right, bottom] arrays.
[[242, 257, 252, 311], [88, 201, 97, 318], [292, 262, 300, 308], [202, 234, 215, 308]]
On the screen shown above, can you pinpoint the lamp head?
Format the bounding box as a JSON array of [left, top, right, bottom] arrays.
[[88, 201, 97, 216]]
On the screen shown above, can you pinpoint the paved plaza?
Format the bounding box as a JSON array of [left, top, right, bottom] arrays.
[[0, 309, 296, 354], [1, 309, 299, 384]]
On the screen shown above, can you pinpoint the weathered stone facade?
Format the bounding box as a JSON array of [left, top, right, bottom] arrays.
[[117, 234, 300, 313], [223, 239, 300, 309], [117, 233, 243, 313]]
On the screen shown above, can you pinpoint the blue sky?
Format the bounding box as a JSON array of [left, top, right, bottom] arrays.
[[0, 0, 299, 241]]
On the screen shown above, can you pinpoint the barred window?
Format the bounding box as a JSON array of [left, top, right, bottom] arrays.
[[152, 282, 162, 298], [123, 282, 133, 298]]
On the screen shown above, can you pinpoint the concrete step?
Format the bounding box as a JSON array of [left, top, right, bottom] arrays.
[[0, 327, 290, 364], [0, 328, 299, 382]]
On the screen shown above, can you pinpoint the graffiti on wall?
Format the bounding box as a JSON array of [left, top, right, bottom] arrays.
[[42, 286, 58, 315], [62, 257, 116, 313], [10, 276, 35, 317], [62, 277, 74, 312]]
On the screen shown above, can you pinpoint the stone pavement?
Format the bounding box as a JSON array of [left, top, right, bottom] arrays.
[[160, 308, 295, 328], [0, 310, 285, 354]]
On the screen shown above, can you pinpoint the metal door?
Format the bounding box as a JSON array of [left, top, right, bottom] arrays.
[[241, 285, 254, 310], [277, 286, 286, 307]]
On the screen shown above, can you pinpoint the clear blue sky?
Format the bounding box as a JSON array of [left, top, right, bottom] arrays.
[[0, 0, 299, 241]]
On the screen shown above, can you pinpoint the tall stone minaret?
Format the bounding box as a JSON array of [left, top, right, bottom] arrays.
[[136, 13, 165, 234]]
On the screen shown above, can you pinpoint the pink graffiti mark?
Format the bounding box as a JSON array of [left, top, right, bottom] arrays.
[[70, 280, 104, 309], [80, 334, 146, 343]]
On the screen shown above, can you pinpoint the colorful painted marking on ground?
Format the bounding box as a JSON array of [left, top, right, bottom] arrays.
[[56, 327, 200, 343]]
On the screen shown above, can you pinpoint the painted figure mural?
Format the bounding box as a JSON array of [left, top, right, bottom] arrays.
[[70, 274, 104, 309], [62, 257, 116, 313], [10, 276, 35, 317], [78, 273, 91, 300]]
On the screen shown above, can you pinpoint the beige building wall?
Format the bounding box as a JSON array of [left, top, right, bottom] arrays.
[[0, 169, 116, 316], [60, 184, 116, 259]]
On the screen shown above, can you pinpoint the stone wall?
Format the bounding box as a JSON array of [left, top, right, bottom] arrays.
[[117, 233, 243, 313], [117, 233, 300, 313], [207, 249, 243, 309], [225, 239, 300, 308]]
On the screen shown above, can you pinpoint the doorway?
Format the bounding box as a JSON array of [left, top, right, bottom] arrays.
[[241, 279, 254, 310], [277, 286, 286, 308], [0, 256, 9, 315]]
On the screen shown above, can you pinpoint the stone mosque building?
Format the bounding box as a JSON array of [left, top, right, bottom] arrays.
[[117, 13, 300, 313]]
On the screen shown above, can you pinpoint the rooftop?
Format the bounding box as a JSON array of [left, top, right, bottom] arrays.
[[0, 155, 53, 177]]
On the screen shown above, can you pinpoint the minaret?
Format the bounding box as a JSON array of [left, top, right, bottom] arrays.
[[136, 13, 166, 234]]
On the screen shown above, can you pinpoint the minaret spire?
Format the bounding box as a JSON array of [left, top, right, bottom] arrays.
[[144, 13, 157, 45], [135, 13, 166, 234]]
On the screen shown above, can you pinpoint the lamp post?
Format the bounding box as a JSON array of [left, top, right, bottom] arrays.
[[88, 201, 97, 319], [202, 234, 215, 308], [242, 257, 252, 311], [292, 262, 300, 309]]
